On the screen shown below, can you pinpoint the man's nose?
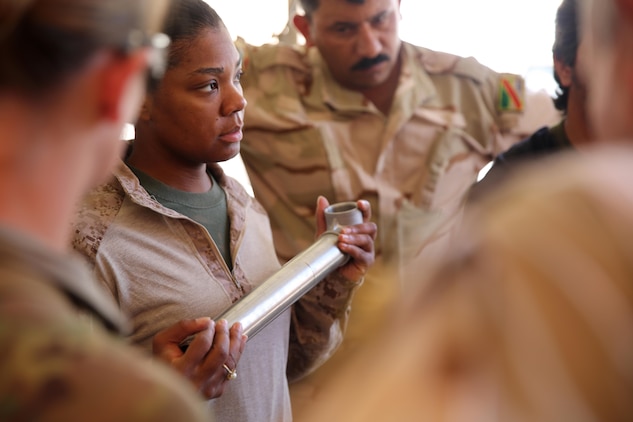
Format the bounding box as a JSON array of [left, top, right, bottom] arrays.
[[356, 23, 382, 58]]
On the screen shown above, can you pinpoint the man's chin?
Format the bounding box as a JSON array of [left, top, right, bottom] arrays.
[[345, 74, 390, 91]]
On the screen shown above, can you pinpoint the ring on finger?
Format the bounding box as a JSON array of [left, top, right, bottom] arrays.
[[222, 364, 237, 381]]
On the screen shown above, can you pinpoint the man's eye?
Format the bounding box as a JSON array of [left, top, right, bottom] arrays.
[[372, 12, 389, 27], [332, 24, 354, 35]]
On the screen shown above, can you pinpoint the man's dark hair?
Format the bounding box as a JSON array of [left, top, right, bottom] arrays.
[[552, 0, 579, 112], [298, 0, 365, 17], [149, 0, 223, 91]]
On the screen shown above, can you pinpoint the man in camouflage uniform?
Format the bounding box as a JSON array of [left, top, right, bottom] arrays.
[[237, 0, 559, 417], [0, 0, 210, 420], [293, 0, 633, 418]]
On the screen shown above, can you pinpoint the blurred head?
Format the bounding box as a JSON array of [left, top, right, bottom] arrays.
[[0, 0, 169, 99], [552, 0, 581, 113], [0, 0, 170, 188], [136, 0, 246, 166], [579, 0, 633, 140], [293, 0, 402, 92]]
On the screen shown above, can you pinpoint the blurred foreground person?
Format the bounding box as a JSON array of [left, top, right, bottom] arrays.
[[304, 148, 633, 422], [299, 0, 633, 420], [0, 1, 210, 420]]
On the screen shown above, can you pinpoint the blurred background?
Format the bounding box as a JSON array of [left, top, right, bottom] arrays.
[[207, 0, 561, 94], [126, 0, 564, 192]]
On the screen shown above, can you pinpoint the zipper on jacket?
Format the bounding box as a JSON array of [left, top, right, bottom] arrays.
[[199, 225, 244, 295]]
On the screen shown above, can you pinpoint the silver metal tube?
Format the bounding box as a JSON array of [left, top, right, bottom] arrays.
[[179, 202, 361, 349], [218, 231, 347, 339]]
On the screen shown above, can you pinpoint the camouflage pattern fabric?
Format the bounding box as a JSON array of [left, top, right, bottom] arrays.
[[237, 39, 560, 420], [0, 227, 210, 422]]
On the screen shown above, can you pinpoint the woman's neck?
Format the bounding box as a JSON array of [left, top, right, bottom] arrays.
[[126, 139, 212, 193]]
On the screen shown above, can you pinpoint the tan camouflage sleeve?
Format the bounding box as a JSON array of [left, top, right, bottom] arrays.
[[286, 272, 361, 382]]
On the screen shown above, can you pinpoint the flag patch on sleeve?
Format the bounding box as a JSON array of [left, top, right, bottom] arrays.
[[498, 73, 525, 112]]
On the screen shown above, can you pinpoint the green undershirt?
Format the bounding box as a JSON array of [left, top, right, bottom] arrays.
[[128, 165, 232, 271]]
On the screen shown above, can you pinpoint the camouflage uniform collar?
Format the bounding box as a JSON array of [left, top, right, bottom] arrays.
[[113, 149, 253, 246], [114, 149, 252, 218], [398, 42, 440, 106]]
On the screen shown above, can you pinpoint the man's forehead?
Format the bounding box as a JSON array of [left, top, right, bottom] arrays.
[[313, 0, 396, 21]]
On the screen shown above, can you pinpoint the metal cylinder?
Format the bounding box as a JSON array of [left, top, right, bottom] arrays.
[[179, 202, 362, 350], [218, 231, 347, 339]]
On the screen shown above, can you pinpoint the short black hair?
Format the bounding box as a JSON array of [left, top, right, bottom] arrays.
[[148, 0, 224, 91], [552, 0, 579, 112]]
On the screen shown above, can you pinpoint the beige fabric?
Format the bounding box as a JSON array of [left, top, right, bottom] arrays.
[[72, 159, 360, 422], [238, 39, 560, 418], [299, 146, 633, 422], [0, 226, 210, 421]]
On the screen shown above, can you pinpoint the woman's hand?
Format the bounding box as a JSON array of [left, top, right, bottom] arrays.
[[152, 318, 247, 399], [315, 196, 377, 282]]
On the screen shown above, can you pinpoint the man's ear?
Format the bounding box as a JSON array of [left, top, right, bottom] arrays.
[[98, 50, 149, 122], [293, 14, 313, 47], [553, 55, 573, 88]]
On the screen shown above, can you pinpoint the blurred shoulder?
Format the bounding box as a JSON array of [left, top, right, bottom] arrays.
[[0, 289, 210, 421], [237, 37, 310, 75]]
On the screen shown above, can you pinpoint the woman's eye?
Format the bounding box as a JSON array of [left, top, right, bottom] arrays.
[[235, 70, 244, 83], [200, 80, 219, 92]]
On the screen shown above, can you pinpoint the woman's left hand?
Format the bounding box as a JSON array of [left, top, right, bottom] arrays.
[[315, 196, 377, 282]]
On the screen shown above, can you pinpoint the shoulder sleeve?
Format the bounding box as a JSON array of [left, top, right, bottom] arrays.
[[236, 37, 311, 94], [71, 179, 124, 268], [286, 273, 362, 382], [452, 57, 527, 133], [449, 54, 561, 146], [411, 46, 521, 153], [420, 48, 560, 153], [236, 38, 314, 130]]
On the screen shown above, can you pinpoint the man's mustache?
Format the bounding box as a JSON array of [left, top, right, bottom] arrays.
[[351, 54, 389, 71]]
